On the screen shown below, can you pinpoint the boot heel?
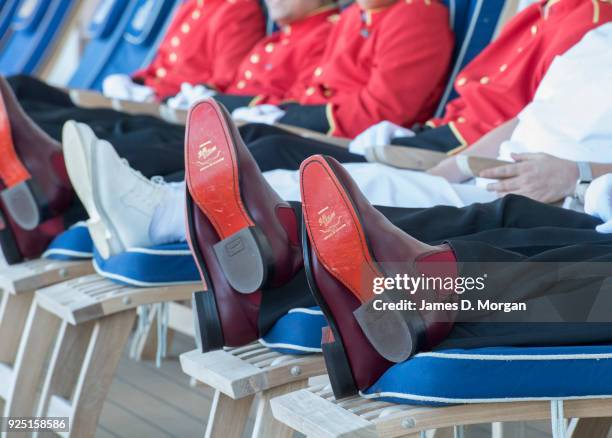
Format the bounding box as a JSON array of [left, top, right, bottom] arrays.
[[0, 181, 41, 231], [192, 290, 224, 353], [321, 327, 358, 399], [0, 207, 22, 264], [353, 291, 426, 363], [213, 226, 273, 294]]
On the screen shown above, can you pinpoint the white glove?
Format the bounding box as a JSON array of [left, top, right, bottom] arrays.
[[102, 74, 155, 102], [232, 104, 286, 125], [349, 121, 415, 156], [584, 173, 612, 233], [167, 83, 217, 110]]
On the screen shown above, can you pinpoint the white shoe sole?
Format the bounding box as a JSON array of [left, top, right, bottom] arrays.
[[62, 121, 117, 259], [90, 140, 126, 258]]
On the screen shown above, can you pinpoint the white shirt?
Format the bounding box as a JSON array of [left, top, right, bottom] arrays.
[[497, 23, 612, 163]]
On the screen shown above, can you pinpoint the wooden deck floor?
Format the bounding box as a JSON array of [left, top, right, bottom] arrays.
[[96, 332, 211, 438]]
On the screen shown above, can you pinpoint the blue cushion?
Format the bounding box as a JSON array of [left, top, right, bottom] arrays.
[[362, 345, 612, 405], [435, 0, 507, 114], [93, 242, 200, 287], [0, 0, 77, 75], [261, 307, 326, 355], [43, 222, 94, 260]]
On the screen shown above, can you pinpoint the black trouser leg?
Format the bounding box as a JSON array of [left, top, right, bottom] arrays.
[[376, 194, 602, 244], [440, 238, 612, 349], [239, 123, 366, 172], [8, 75, 187, 178], [294, 195, 603, 249], [8, 75, 75, 107]]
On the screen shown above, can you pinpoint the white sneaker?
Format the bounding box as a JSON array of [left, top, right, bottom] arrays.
[[90, 139, 168, 258], [62, 121, 109, 254]]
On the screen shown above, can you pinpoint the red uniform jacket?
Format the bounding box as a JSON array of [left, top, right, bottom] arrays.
[[132, 0, 265, 100], [430, 0, 612, 148], [223, 5, 339, 105], [281, 0, 453, 138]]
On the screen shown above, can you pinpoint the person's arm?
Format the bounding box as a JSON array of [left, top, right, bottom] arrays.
[[427, 118, 518, 182]]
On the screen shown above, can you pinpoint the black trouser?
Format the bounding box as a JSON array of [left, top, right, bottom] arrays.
[[9, 75, 188, 179], [292, 195, 612, 349], [9, 75, 366, 176]]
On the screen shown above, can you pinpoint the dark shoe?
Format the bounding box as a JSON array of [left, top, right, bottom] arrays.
[[185, 99, 307, 351], [300, 155, 457, 398], [0, 77, 73, 264]]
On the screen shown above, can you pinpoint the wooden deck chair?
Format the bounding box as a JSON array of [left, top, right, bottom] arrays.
[[8, 274, 195, 437], [0, 258, 93, 417], [271, 383, 612, 438], [180, 344, 327, 438]]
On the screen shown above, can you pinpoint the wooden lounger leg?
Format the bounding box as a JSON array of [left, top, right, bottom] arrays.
[[251, 380, 308, 438], [132, 304, 177, 362], [68, 310, 136, 438], [205, 390, 255, 438], [35, 319, 95, 419], [4, 300, 61, 417], [572, 417, 612, 437], [131, 304, 157, 361], [0, 291, 33, 365]]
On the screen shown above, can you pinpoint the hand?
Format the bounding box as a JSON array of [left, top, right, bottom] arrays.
[[232, 104, 286, 125], [584, 174, 612, 233], [427, 155, 471, 183], [349, 121, 414, 156], [479, 153, 579, 203]]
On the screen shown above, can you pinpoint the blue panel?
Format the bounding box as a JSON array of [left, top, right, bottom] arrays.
[[86, 0, 130, 39], [0, 0, 77, 75], [0, 0, 20, 44], [69, 0, 141, 89], [435, 0, 507, 115], [10, 0, 46, 32], [85, 0, 181, 91]]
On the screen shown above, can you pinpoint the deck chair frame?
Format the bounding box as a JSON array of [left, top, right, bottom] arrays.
[[0, 259, 93, 417], [27, 274, 195, 437], [180, 344, 327, 438], [270, 383, 612, 438], [0, 259, 196, 436]]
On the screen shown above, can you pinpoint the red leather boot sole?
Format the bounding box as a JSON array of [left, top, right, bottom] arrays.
[[301, 156, 428, 397], [0, 92, 30, 189], [185, 99, 273, 294], [301, 155, 382, 304]]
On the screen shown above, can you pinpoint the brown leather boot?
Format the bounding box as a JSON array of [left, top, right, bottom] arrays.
[[185, 99, 307, 350], [300, 154, 458, 398], [0, 77, 73, 264]]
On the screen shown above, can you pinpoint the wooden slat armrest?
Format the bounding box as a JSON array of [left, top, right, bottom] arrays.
[[365, 145, 508, 173], [68, 89, 114, 109], [0, 260, 93, 295], [112, 99, 163, 117]]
